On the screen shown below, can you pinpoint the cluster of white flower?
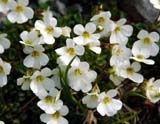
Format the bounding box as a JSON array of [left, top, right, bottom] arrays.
[[15, 10, 69, 123], [1, 0, 160, 123], [14, 9, 123, 121], [82, 88, 122, 116], [94, 11, 160, 102], [0, 0, 34, 24], [0, 33, 11, 87], [15, 8, 160, 122]]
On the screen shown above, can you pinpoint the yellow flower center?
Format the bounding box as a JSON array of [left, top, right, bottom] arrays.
[[97, 17, 105, 23], [67, 48, 75, 56], [82, 31, 90, 39], [126, 67, 134, 75], [1, 0, 8, 4], [102, 97, 111, 104], [115, 48, 121, 56], [114, 26, 121, 33], [148, 85, 156, 91], [45, 26, 54, 34], [25, 39, 33, 45], [90, 95, 98, 100], [24, 77, 31, 83], [136, 54, 144, 60], [143, 37, 151, 45], [44, 95, 55, 103], [148, 85, 160, 98], [153, 92, 160, 98], [36, 75, 44, 82], [15, 5, 24, 13], [52, 111, 60, 119], [31, 51, 40, 58], [0, 66, 4, 74], [74, 69, 82, 76]]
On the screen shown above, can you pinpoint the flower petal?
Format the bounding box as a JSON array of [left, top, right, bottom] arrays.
[[73, 24, 84, 35], [137, 30, 148, 39]]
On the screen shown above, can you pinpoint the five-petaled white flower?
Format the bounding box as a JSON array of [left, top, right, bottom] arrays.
[[110, 18, 133, 45], [20, 29, 40, 46], [146, 77, 160, 103], [35, 10, 62, 44], [131, 45, 155, 65], [7, 0, 34, 24], [97, 89, 122, 116], [55, 38, 84, 66], [0, 58, 11, 87], [0, 33, 11, 54], [119, 62, 144, 83], [73, 22, 100, 45], [40, 105, 69, 124], [132, 30, 160, 57], [110, 44, 131, 67], [68, 60, 97, 93], [30, 67, 54, 98], [90, 11, 114, 37], [37, 89, 63, 114], [23, 45, 49, 69]]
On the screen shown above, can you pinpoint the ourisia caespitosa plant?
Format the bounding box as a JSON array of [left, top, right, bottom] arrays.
[[0, 0, 160, 123]]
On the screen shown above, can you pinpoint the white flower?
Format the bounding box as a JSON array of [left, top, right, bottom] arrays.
[[23, 45, 49, 69], [17, 75, 31, 90], [82, 92, 99, 109], [0, 33, 11, 54], [40, 105, 69, 124], [30, 67, 55, 98], [110, 44, 131, 67], [119, 62, 144, 83], [87, 40, 101, 54], [109, 74, 124, 86], [150, 0, 160, 9], [0, 58, 11, 87], [51, 68, 61, 89], [131, 45, 155, 65], [90, 11, 114, 37], [110, 18, 133, 45], [20, 29, 40, 46], [146, 78, 160, 103], [35, 10, 62, 44], [55, 38, 84, 66], [68, 60, 97, 93], [133, 30, 159, 57], [0, 0, 13, 13], [97, 89, 122, 116], [61, 26, 71, 37], [0, 121, 4, 124], [37, 90, 63, 114], [73, 22, 100, 45], [7, 0, 34, 24]]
